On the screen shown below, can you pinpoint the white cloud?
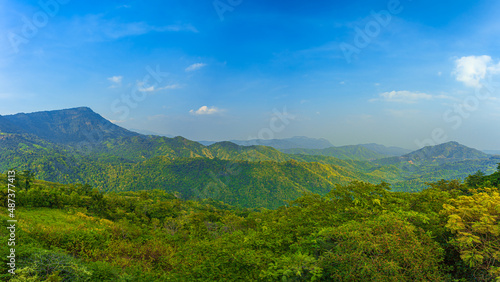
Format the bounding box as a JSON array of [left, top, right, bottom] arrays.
[[137, 83, 182, 92], [109, 76, 122, 83], [453, 55, 500, 88], [108, 75, 122, 84], [491, 62, 500, 74], [185, 63, 207, 72], [158, 84, 182, 90], [108, 76, 123, 88], [139, 85, 155, 92], [372, 91, 433, 104], [189, 106, 223, 115]]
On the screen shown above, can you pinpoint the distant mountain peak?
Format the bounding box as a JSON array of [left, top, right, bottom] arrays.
[[208, 141, 242, 150], [0, 107, 139, 144], [406, 141, 488, 161]]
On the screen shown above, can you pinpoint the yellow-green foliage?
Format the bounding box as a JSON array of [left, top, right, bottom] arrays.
[[443, 187, 500, 280], [0, 169, 499, 281]]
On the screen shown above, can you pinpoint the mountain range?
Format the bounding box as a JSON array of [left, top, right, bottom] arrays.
[[1, 107, 498, 208], [199, 137, 411, 159], [198, 136, 334, 150]]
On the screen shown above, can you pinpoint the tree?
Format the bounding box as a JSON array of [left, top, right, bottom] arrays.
[[22, 170, 35, 191], [316, 212, 445, 281], [442, 188, 500, 281], [465, 170, 486, 188]]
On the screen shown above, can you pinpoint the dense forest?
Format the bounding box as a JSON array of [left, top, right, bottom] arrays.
[[1, 131, 499, 209], [1, 167, 499, 281]]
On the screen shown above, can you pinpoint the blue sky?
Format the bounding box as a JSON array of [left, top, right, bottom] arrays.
[[1, 0, 500, 149]]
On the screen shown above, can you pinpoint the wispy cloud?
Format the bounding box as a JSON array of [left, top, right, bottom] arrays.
[[107, 75, 122, 88], [185, 63, 207, 72], [371, 91, 433, 104], [158, 84, 182, 90], [189, 106, 224, 115], [453, 55, 500, 88], [108, 76, 122, 84], [138, 83, 182, 92], [69, 15, 198, 42], [139, 85, 155, 92]]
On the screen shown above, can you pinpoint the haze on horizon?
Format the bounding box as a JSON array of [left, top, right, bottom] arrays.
[[1, 0, 499, 150]]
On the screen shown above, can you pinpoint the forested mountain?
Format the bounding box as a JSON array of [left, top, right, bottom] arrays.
[[200, 136, 334, 150], [375, 141, 492, 166], [109, 157, 371, 208], [1, 107, 499, 208], [281, 145, 388, 161], [405, 141, 489, 161], [0, 107, 138, 144], [0, 141, 384, 208], [0, 115, 25, 134]]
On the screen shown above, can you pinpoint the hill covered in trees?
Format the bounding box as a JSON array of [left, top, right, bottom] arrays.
[[1, 169, 499, 281], [199, 136, 334, 150], [281, 145, 388, 161], [0, 107, 499, 208]]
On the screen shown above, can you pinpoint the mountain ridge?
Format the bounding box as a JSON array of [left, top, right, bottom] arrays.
[[406, 141, 489, 161], [358, 143, 411, 156], [199, 136, 334, 150], [1, 107, 139, 144], [281, 145, 388, 161], [1, 107, 498, 204]]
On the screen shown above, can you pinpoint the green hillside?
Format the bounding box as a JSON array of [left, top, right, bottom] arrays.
[[1, 170, 499, 281], [281, 145, 387, 161], [107, 157, 374, 208]]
